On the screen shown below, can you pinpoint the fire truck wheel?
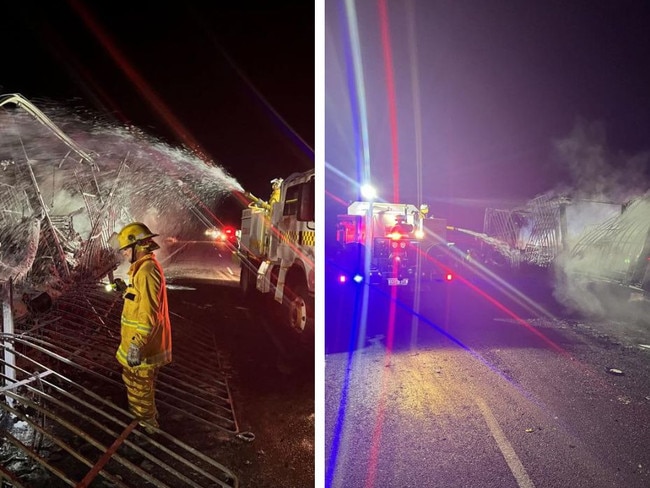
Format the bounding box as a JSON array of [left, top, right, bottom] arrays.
[[287, 285, 311, 333]]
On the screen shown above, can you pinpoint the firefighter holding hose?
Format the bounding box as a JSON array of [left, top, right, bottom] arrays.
[[391, 214, 414, 235], [112, 222, 172, 434]]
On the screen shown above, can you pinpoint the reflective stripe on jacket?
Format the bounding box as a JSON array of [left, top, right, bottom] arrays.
[[116, 253, 172, 369]]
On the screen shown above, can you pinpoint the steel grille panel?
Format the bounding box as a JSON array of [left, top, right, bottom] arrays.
[[1, 285, 239, 487]]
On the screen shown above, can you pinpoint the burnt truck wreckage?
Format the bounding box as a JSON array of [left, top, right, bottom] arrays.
[[463, 192, 650, 316], [478, 193, 649, 284], [0, 94, 241, 486]]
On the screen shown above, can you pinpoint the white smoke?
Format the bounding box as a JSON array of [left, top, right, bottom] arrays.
[[550, 119, 650, 322], [552, 118, 650, 202]]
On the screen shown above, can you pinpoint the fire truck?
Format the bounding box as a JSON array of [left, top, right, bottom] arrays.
[[333, 200, 455, 289], [238, 169, 315, 336]]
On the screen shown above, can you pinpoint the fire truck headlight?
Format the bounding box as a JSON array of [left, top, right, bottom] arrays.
[[353, 274, 364, 283], [360, 184, 377, 200]]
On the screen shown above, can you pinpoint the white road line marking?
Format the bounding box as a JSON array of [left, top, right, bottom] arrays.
[[476, 397, 536, 488]]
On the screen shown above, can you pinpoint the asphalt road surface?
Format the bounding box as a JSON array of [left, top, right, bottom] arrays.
[[162, 240, 315, 488], [325, 268, 650, 488]]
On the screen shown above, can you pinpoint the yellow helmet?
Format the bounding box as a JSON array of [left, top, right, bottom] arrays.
[[115, 222, 159, 250]]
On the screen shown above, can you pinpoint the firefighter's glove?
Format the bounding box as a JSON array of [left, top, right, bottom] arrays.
[[113, 278, 127, 293], [126, 343, 142, 367]]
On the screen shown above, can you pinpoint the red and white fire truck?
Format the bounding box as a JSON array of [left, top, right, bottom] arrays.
[[334, 200, 455, 289]]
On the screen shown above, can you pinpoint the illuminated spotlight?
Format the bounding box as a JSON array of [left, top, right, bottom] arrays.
[[353, 274, 364, 283], [104, 283, 113, 292], [338, 274, 347, 284], [360, 184, 377, 200]]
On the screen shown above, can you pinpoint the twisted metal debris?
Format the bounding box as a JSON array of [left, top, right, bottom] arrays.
[[482, 191, 650, 292], [1, 94, 241, 486], [482, 192, 569, 268], [569, 198, 650, 289]]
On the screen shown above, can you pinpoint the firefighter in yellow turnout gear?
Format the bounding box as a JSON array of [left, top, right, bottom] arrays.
[[114, 222, 172, 434]]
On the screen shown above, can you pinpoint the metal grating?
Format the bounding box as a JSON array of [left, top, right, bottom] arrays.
[[521, 194, 562, 267], [483, 194, 566, 268], [0, 284, 239, 487]]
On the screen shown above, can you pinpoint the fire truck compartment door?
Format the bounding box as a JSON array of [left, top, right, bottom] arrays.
[[273, 266, 288, 304], [257, 261, 272, 293]]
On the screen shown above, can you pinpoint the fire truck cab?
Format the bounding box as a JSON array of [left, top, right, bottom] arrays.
[[334, 201, 453, 288]]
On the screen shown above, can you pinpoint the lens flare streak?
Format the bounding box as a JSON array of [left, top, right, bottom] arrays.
[[378, 0, 400, 202], [343, 0, 372, 191]]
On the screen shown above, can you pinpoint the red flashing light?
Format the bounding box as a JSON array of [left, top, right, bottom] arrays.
[[445, 273, 453, 281]]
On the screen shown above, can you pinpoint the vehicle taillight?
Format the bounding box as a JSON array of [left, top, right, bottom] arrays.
[[445, 273, 453, 281]]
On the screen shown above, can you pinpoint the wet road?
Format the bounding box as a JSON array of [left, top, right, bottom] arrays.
[[162, 240, 315, 488], [325, 271, 650, 488]]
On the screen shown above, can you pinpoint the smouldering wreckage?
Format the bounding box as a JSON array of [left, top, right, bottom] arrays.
[[0, 94, 241, 487], [475, 190, 650, 318]]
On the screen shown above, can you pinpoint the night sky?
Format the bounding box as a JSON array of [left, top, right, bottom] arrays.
[[1, 1, 314, 210], [325, 0, 650, 232]]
